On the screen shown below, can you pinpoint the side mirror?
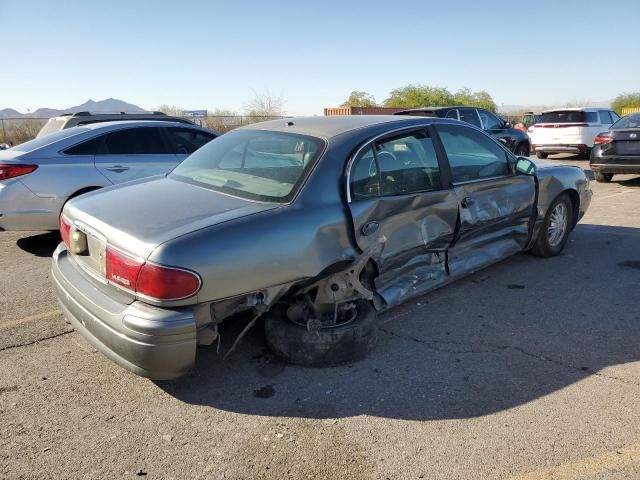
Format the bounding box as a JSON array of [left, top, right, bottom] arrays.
[[515, 157, 536, 176]]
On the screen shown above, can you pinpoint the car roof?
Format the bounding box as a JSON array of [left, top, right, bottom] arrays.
[[238, 115, 454, 139], [80, 120, 202, 130]]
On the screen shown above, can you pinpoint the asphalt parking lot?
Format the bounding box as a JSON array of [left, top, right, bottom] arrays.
[[2, 157, 640, 480]]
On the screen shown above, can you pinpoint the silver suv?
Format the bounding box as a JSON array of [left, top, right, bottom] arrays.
[[36, 111, 195, 139], [0, 120, 217, 231]]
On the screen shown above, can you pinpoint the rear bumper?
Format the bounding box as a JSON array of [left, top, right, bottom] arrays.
[[52, 244, 197, 380], [533, 145, 590, 154]]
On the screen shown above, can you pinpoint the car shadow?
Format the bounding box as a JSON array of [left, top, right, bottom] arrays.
[[16, 231, 60, 257], [618, 176, 640, 187], [159, 224, 640, 421]]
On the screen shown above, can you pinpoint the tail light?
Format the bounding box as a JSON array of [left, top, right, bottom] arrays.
[[105, 246, 201, 300], [59, 215, 71, 248], [594, 134, 613, 145], [0, 164, 38, 181]]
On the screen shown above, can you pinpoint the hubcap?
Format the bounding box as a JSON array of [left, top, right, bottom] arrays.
[[547, 203, 568, 247]]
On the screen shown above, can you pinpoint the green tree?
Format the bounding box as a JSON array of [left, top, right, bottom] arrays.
[[383, 84, 454, 108], [340, 91, 377, 107], [383, 84, 497, 112], [612, 93, 640, 114]]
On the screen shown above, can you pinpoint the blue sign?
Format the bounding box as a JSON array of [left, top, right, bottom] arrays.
[[183, 110, 207, 118]]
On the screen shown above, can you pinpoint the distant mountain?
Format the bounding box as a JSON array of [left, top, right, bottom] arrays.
[[0, 98, 148, 119]]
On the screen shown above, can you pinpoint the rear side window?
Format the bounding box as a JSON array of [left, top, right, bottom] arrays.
[[64, 136, 103, 155], [101, 127, 167, 155], [458, 108, 482, 128], [350, 130, 441, 199], [611, 111, 621, 122], [166, 128, 216, 154], [599, 111, 612, 124], [436, 124, 509, 182], [445, 109, 459, 120]]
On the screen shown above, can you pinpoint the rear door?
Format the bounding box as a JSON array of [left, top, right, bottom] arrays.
[[94, 126, 178, 184], [346, 127, 459, 305], [433, 123, 536, 277]]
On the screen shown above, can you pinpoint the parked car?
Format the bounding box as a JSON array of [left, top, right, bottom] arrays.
[[394, 106, 531, 156], [52, 115, 592, 379], [0, 121, 217, 231], [36, 111, 195, 139], [528, 108, 620, 159], [590, 112, 640, 182]]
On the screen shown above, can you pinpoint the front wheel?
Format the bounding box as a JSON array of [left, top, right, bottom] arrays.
[[536, 151, 548, 159], [531, 193, 573, 257], [595, 172, 613, 183], [264, 300, 378, 366]]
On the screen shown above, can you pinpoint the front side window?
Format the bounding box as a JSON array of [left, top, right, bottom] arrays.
[[171, 130, 324, 202], [599, 110, 612, 124], [101, 127, 166, 155], [166, 127, 216, 154], [478, 110, 503, 130], [436, 124, 510, 182], [458, 108, 482, 128], [350, 130, 441, 199]]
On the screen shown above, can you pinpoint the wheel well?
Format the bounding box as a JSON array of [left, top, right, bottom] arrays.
[[516, 139, 530, 153], [564, 189, 580, 229], [60, 186, 102, 215]]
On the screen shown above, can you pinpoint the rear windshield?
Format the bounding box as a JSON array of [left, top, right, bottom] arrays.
[[170, 130, 325, 203], [12, 127, 89, 152], [36, 118, 67, 138], [611, 113, 640, 130], [537, 110, 598, 124]]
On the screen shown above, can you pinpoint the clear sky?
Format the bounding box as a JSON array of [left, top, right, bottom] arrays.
[[2, 0, 639, 115]]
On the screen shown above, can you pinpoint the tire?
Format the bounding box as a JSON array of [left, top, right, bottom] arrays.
[[264, 300, 378, 366], [531, 193, 573, 257], [536, 151, 548, 159], [514, 143, 530, 157], [595, 172, 613, 183]]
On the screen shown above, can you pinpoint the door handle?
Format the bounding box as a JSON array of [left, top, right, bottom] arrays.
[[361, 221, 379, 236], [461, 197, 475, 208], [105, 165, 129, 172]]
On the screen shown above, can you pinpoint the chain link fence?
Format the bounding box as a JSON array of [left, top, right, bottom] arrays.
[[0, 115, 290, 146]]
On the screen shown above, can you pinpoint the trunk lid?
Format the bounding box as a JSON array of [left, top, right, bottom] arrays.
[[611, 129, 640, 156], [64, 176, 279, 262]]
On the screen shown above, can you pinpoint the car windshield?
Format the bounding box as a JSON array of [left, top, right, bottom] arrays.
[[35, 118, 67, 138], [537, 110, 593, 123], [12, 127, 89, 152], [170, 130, 325, 203], [611, 113, 640, 129]]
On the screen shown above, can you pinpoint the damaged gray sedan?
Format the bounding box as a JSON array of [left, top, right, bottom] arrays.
[[52, 116, 592, 379]]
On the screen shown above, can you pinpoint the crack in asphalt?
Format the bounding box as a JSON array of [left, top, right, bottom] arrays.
[[380, 328, 640, 388], [0, 329, 74, 353]]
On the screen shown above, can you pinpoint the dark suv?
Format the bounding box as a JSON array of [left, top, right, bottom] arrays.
[[395, 106, 531, 156]]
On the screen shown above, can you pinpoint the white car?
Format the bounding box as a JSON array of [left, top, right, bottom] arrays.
[[529, 108, 620, 159], [0, 121, 216, 231]]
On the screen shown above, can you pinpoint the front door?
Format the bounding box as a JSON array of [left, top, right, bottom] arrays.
[[346, 127, 459, 306], [433, 123, 536, 277], [94, 126, 180, 184]]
